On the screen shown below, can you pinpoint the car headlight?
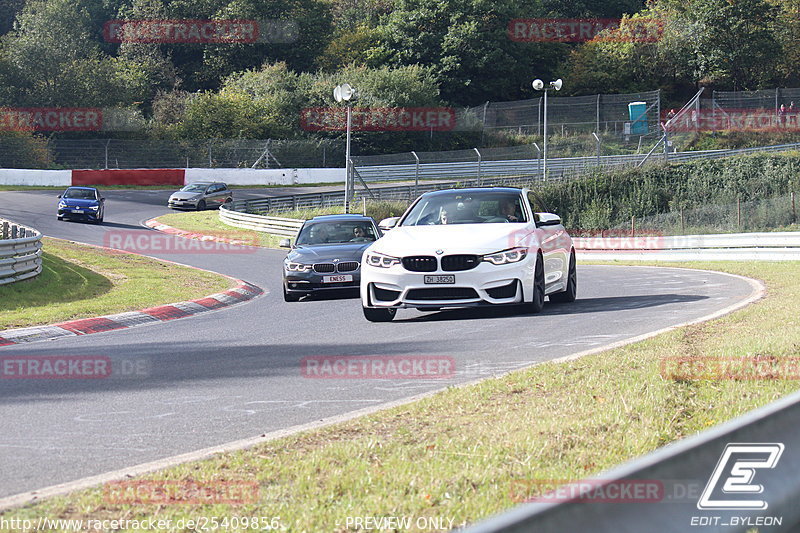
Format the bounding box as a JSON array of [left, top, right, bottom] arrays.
[[87, 206, 99, 210], [58, 201, 67, 208], [285, 261, 312, 273], [365, 251, 401, 268], [482, 247, 528, 265]]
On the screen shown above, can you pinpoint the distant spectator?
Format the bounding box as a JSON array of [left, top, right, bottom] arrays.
[[779, 104, 787, 127], [666, 108, 677, 122]]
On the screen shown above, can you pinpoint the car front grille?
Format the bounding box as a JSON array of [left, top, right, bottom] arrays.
[[337, 261, 359, 272], [441, 255, 480, 271], [406, 288, 479, 300], [313, 263, 335, 273], [402, 256, 437, 272]]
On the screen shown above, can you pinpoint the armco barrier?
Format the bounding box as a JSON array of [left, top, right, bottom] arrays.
[[0, 219, 43, 285], [218, 207, 303, 237], [462, 389, 800, 533]]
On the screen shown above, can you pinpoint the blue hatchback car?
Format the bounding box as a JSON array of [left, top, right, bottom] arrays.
[[57, 186, 105, 223]]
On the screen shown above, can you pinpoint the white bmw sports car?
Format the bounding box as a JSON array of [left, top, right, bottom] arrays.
[[360, 187, 576, 322]]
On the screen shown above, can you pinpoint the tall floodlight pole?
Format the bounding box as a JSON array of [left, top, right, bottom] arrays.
[[532, 78, 562, 180], [334, 83, 357, 212]]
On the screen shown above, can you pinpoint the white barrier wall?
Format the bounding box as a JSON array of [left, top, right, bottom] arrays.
[[184, 168, 345, 186], [0, 169, 71, 187]]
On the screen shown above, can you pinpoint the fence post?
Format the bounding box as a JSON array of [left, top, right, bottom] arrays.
[[411, 150, 420, 198], [474, 148, 482, 185], [596, 94, 601, 132], [592, 132, 601, 166], [792, 191, 796, 223], [208, 140, 212, 168], [737, 197, 741, 229], [104, 139, 110, 170], [533, 142, 542, 180], [631, 216, 635, 237], [680, 208, 685, 234]]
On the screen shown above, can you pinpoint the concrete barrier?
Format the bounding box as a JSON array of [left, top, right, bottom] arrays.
[[0, 169, 71, 187]]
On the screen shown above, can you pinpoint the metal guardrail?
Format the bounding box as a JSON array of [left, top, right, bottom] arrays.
[[353, 142, 800, 183], [462, 388, 800, 533], [218, 206, 303, 237], [222, 175, 532, 217], [0, 219, 43, 285], [220, 141, 800, 224], [574, 231, 800, 250]]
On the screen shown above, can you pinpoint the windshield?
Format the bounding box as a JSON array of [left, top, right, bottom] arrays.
[[401, 191, 527, 226], [180, 184, 208, 193], [63, 188, 97, 200], [296, 221, 378, 245]]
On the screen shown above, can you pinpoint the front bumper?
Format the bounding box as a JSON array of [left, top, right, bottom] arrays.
[[360, 258, 536, 309], [58, 208, 101, 221], [168, 198, 199, 209], [284, 270, 361, 295]]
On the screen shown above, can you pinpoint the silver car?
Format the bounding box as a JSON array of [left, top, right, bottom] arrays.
[[168, 181, 233, 210]]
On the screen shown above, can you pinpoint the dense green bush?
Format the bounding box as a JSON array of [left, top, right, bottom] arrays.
[[536, 153, 800, 230]]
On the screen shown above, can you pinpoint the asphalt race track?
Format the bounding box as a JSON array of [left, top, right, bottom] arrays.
[[0, 189, 756, 499]]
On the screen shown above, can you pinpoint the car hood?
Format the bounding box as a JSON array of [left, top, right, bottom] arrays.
[[288, 242, 373, 262], [60, 198, 99, 207], [368, 224, 536, 256], [170, 191, 202, 200]]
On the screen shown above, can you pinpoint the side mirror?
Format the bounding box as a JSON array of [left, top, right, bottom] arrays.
[[536, 213, 562, 227], [379, 217, 400, 231], [57, 195, 61, 198], [279, 238, 292, 248], [100, 197, 106, 201]]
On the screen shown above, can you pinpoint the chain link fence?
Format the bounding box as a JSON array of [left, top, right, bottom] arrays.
[[0, 138, 345, 170], [461, 89, 661, 137], [610, 193, 799, 235]]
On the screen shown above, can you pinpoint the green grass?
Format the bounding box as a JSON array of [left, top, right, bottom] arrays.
[[0, 237, 233, 330], [262, 200, 409, 222], [155, 211, 287, 248], [2, 261, 798, 532]]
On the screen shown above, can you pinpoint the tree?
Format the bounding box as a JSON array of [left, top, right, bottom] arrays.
[[373, 0, 567, 105], [0, 0, 149, 107]]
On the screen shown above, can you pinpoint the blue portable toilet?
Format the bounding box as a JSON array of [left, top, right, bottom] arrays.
[[628, 102, 648, 134]]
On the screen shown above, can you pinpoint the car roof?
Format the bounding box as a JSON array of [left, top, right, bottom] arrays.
[[309, 214, 374, 222], [421, 187, 523, 196], [186, 181, 215, 185], [66, 186, 99, 191]]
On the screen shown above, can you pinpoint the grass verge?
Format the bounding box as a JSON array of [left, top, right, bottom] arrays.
[[0, 237, 233, 330], [154, 211, 286, 248], [2, 262, 798, 532]]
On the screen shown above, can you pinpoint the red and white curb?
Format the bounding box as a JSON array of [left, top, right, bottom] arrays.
[[0, 280, 262, 347], [145, 218, 255, 246]]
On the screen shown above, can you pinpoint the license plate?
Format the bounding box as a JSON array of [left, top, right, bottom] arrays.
[[424, 275, 455, 284], [323, 275, 353, 283], [71, 209, 83, 214]]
